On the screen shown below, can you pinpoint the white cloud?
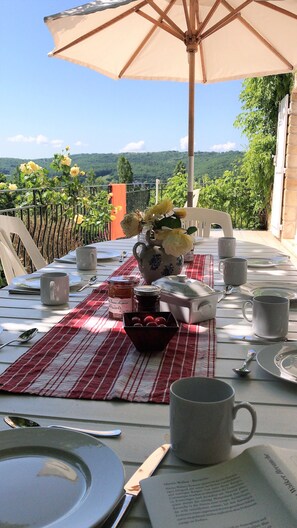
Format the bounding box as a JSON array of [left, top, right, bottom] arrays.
[[50, 139, 64, 148], [210, 141, 236, 152], [74, 140, 83, 147], [180, 135, 188, 151], [8, 134, 48, 144], [120, 140, 145, 153], [7, 134, 64, 148]]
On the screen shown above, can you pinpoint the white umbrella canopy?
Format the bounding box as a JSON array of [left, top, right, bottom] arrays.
[[45, 0, 297, 205]]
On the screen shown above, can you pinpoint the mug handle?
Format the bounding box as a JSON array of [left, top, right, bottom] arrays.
[[218, 261, 224, 272], [232, 402, 257, 445], [49, 280, 55, 301], [242, 300, 253, 322], [133, 242, 146, 263]]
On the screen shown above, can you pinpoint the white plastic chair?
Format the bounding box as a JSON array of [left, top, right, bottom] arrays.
[[181, 207, 233, 237], [0, 215, 46, 283], [183, 189, 200, 207]]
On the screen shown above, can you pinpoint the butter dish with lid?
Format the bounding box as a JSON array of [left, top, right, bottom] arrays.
[[152, 275, 220, 324]]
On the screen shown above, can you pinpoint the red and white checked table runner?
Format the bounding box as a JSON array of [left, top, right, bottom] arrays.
[[0, 254, 216, 403]]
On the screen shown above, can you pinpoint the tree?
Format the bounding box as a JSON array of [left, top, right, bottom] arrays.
[[234, 74, 294, 228], [173, 160, 186, 176], [117, 155, 133, 183]]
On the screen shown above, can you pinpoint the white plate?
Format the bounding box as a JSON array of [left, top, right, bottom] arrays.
[[239, 282, 297, 301], [0, 428, 124, 528], [193, 236, 203, 245], [68, 249, 122, 261], [247, 257, 288, 268], [11, 273, 82, 291], [257, 344, 297, 383]]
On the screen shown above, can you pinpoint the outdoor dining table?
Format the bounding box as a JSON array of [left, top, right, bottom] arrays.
[[0, 234, 297, 527]]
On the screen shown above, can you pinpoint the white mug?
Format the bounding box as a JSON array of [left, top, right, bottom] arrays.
[[218, 236, 236, 259], [76, 246, 97, 271], [242, 295, 289, 339], [40, 272, 69, 306], [170, 377, 257, 465], [219, 257, 247, 286]]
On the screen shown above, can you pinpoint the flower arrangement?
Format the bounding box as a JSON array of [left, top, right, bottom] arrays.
[[16, 147, 119, 229], [120, 199, 197, 257]]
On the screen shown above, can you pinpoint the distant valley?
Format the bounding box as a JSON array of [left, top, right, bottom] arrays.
[[0, 150, 244, 184]]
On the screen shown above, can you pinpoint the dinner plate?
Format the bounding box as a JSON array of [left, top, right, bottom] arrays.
[[0, 428, 124, 528], [247, 257, 289, 268], [11, 273, 82, 291], [68, 249, 122, 261], [257, 344, 297, 383], [193, 236, 204, 245], [239, 282, 297, 301]]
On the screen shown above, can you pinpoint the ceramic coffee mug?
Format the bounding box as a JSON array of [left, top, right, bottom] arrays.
[[170, 377, 257, 465], [40, 272, 69, 306], [218, 236, 236, 259], [242, 295, 289, 340], [219, 257, 247, 286], [76, 246, 97, 271]]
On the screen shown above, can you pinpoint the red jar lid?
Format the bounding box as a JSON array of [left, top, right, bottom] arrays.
[[107, 275, 139, 285]]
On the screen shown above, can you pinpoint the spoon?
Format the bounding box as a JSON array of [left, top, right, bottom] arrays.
[[119, 250, 127, 263], [77, 275, 98, 291], [233, 349, 257, 377], [0, 328, 38, 351], [218, 285, 234, 302], [4, 415, 121, 438]]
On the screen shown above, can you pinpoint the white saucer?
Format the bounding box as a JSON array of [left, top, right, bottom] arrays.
[[68, 249, 121, 261], [240, 282, 297, 301], [0, 428, 124, 527], [11, 273, 82, 291], [257, 343, 297, 383]]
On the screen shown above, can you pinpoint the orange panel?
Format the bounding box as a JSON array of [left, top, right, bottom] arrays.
[[110, 183, 126, 240]]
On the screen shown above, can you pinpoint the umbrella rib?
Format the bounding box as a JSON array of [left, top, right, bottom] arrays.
[[200, 0, 253, 40], [50, 0, 149, 56], [259, 1, 297, 22], [119, 0, 182, 77], [196, 0, 222, 37], [220, 0, 294, 70], [145, 0, 185, 37], [136, 10, 183, 41]]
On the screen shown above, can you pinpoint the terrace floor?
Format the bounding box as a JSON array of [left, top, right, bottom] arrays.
[[215, 229, 297, 268]]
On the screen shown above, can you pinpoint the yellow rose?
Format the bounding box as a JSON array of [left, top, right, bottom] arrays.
[[162, 229, 193, 257], [144, 199, 173, 222], [120, 212, 142, 237], [61, 156, 71, 166], [65, 146, 70, 151], [27, 161, 42, 172], [19, 163, 27, 173], [74, 213, 84, 225], [174, 208, 187, 219], [0, 182, 6, 189], [110, 214, 116, 221], [8, 183, 18, 191], [70, 166, 80, 177]]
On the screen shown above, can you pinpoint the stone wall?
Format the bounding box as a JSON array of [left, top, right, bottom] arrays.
[[282, 78, 297, 240]]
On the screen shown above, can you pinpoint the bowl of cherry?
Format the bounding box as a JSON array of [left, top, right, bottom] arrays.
[[123, 312, 179, 353]]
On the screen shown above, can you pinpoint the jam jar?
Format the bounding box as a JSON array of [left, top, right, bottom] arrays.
[[108, 275, 139, 320], [134, 285, 161, 313]]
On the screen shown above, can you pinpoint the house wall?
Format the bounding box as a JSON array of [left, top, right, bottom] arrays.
[[282, 78, 297, 239]]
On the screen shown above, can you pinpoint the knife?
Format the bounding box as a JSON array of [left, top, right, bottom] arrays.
[[108, 443, 170, 528]]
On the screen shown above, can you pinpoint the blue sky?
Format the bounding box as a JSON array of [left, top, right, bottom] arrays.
[[0, 0, 248, 160]]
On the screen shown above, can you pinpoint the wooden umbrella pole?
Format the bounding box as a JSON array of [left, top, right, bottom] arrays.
[[187, 48, 195, 208]]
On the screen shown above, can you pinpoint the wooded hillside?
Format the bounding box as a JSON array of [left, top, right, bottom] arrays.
[[0, 150, 244, 183]]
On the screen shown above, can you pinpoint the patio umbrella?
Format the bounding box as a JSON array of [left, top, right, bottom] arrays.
[[44, 0, 297, 206]]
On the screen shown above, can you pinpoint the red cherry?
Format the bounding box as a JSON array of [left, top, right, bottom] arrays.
[[155, 316, 167, 326], [146, 321, 158, 327], [131, 316, 141, 324], [143, 315, 155, 324]]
